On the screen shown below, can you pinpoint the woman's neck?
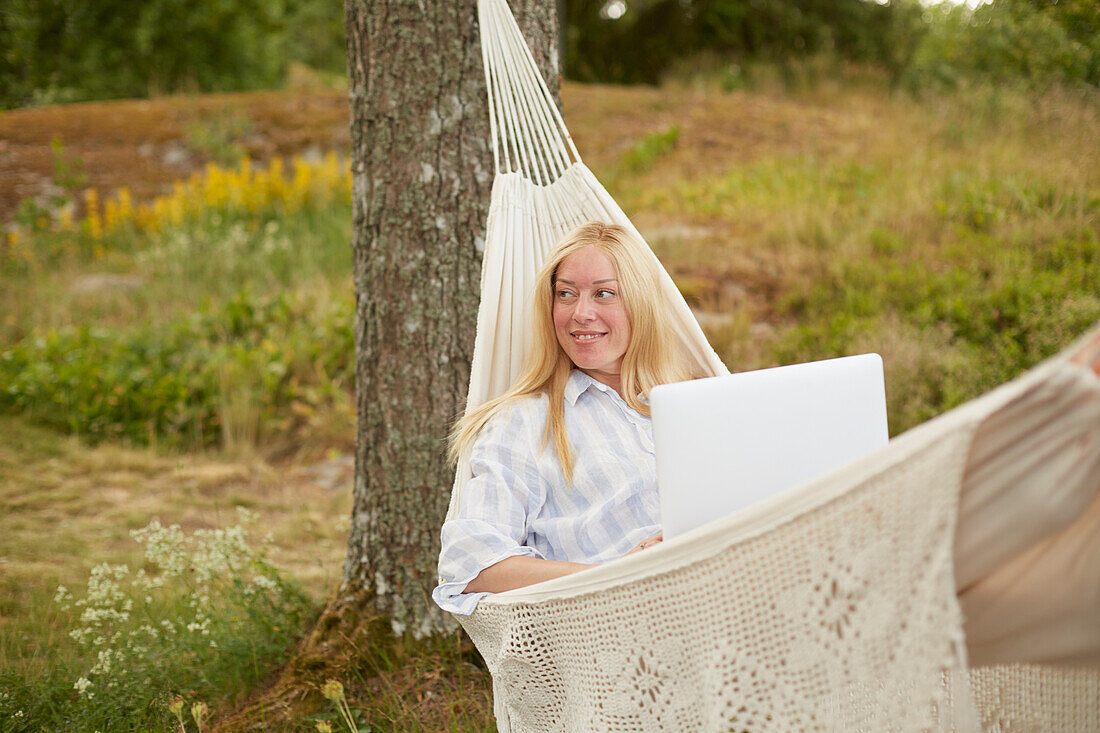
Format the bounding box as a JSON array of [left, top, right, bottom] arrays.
[[580, 367, 623, 398]]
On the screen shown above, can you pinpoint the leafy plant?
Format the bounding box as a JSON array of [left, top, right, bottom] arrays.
[[12, 138, 86, 232], [186, 108, 254, 166]]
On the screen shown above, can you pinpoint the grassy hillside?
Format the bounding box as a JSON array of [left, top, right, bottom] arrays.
[[1, 76, 1097, 729]]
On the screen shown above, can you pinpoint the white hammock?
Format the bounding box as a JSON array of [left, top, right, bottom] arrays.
[[446, 2, 1100, 730]]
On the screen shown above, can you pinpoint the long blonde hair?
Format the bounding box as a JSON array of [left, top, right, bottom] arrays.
[[450, 222, 701, 482]]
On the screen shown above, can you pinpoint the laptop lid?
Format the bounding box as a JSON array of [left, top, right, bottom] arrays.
[[651, 353, 888, 539]]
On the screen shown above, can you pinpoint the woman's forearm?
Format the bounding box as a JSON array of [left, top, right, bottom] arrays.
[[463, 555, 594, 594]]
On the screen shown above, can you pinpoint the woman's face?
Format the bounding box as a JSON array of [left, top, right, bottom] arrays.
[[552, 246, 632, 391]]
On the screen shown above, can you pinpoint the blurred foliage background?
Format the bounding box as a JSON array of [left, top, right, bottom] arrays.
[[0, 0, 345, 108], [1, 0, 1098, 109], [566, 0, 1099, 89]]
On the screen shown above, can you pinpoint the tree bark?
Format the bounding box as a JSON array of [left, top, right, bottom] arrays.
[[343, 0, 559, 636]]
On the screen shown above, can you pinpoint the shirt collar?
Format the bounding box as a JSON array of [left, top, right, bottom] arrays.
[[564, 369, 612, 406]]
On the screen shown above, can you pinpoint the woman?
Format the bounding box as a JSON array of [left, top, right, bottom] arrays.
[[434, 222, 703, 615]]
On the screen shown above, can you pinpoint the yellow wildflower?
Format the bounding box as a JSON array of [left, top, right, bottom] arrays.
[[118, 186, 133, 217], [103, 198, 119, 234], [84, 188, 103, 239], [65, 151, 350, 240]]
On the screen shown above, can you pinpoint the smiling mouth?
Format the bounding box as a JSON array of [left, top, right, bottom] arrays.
[[572, 332, 606, 341]]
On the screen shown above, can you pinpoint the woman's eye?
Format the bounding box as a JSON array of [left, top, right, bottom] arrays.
[[556, 290, 574, 299], [596, 289, 616, 299]]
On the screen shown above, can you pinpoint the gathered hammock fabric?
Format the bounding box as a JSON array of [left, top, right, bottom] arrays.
[[445, 1, 1100, 729]]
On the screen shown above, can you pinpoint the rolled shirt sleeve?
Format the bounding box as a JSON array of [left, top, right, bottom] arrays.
[[434, 400, 549, 615]]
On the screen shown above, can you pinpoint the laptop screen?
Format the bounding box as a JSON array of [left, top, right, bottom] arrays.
[[651, 353, 888, 539]]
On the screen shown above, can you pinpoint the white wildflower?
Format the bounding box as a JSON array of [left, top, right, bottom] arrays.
[[186, 616, 211, 635], [132, 520, 187, 575], [251, 575, 278, 593], [133, 568, 152, 591], [74, 677, 93, 698], [90, 648, 115, 676]]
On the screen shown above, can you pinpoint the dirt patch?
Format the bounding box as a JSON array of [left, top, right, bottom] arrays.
[[0, 89, 351, 223], [1, 80, 886, 225], [562, 81, 882, 178], [0, 415, 353, 669]]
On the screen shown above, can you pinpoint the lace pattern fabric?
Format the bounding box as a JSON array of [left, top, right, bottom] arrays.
[[464, 431, 980, 731], [969, 665, 1100, 732]]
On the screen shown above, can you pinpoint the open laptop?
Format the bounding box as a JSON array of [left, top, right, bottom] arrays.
[[651, 353, 888, 539]]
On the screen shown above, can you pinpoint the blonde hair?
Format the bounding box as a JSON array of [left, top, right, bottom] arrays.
[[450, 222, 702, 482]]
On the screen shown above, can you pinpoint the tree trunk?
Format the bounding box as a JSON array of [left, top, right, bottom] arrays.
[[343, 0, 559, 636], [212, 7, 560, 728]]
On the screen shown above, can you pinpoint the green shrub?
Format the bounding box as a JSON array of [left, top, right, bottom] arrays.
[[0, 0, 350, 109], [564, 0, 917, 85], [0, 0, 283, 109], [771, 219, 1100, 434], [906, 1, 1097, 91], [0, 288, 354, 450]]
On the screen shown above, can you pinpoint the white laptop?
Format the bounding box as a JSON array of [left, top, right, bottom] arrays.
[[651, 354, 888, 539]]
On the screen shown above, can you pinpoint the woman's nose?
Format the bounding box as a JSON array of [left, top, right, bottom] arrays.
[[572, 295, 595, 321]]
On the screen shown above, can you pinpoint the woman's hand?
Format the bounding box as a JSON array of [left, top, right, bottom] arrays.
[[625, 531, 663, 556]]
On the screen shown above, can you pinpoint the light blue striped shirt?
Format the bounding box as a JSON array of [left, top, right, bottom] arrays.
[[434, 370, 660, 615]]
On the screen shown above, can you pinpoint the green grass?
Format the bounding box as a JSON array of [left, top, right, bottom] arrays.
[[620, 124, 681, 174], [605, 83, 1099, 435], [2, 195, 356, 453], [305, 634, 494, 733], [0, 513, 315, 731], [0, 413, 356, 729], [635, 156, 1099, 434]]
